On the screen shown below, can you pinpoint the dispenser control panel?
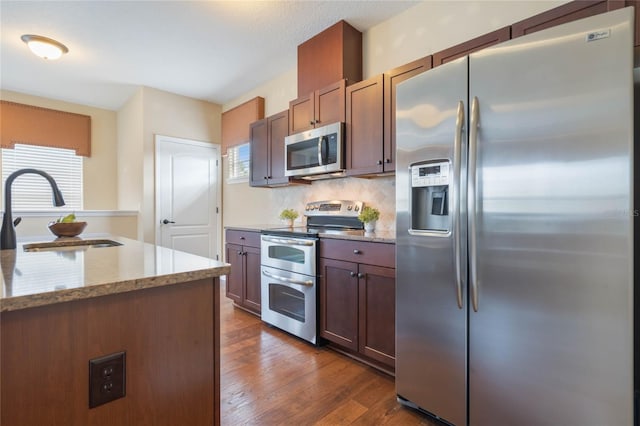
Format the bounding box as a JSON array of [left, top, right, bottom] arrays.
[[411, 161, 450, 187]]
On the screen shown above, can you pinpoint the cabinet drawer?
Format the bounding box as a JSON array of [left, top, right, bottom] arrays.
[[226, 229, 261, 247], [320, 239, 395, 268]]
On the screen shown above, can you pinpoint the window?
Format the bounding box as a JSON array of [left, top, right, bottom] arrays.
[[2, 144, 83, 210], [227, 143, 250, 183]]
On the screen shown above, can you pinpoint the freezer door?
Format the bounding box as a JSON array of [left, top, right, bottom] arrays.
[[396, 56, 467, 426], [468, 8, 634, 426]]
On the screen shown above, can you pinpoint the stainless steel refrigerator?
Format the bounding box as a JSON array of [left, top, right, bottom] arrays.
[[395, 8, 634, 426]]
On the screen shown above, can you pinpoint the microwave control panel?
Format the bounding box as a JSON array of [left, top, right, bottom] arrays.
[[411, 161, 450, 187]]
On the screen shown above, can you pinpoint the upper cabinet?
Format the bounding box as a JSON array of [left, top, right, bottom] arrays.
[[221, 97, 265, 154], [345, 57, 432, 177], [432, 27, 511, 66], [289, 80, 346, 134], [345, 75, 385, 176], [297, 20, 362, 97], [250, 110, 298, 187]]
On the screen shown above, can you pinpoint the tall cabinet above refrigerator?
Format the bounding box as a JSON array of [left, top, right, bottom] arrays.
[[395, 8, 635, 426]]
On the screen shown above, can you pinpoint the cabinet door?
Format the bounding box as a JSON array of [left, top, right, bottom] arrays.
[[319, 258, 358, 351], [383, 56, 432, 173], [433, 26, 511, 66], [249, 118, 269, 187], [225, 243, 244, 304], [289, 95, 314, 134], [315, 80, 346, 127], [243, 246, 262, 314], [267, 110, 289, 186], [511, 0, 620, 38], [358, 264, 396, 367], [346, 75, 384, 176]]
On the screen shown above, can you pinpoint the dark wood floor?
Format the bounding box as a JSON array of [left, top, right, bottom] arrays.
[[219, 284, 439, 425]]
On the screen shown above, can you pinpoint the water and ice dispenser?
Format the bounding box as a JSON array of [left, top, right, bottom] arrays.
[[410, 161, 451, 233]]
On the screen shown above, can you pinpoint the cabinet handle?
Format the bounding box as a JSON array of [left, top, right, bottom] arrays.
[[353, 249, 361, 254], [240, 236, 245, 240], [315, 119, 320, 124], [377, 160, 383, 165], [237, 251, 242, 255], [350, 272, 357, 277], [309, 120, 315, 125], [358, 273, 364, 279], [264, 176, 268, 180], [267, 176, 272, 179], [385, 158, 391, 164]]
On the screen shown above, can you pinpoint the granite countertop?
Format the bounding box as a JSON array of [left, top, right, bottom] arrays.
[[225, 225, 395, 243], [0, 235, 230, 312]]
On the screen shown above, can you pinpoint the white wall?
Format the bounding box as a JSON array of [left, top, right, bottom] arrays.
[[220, 0, 568, 232]]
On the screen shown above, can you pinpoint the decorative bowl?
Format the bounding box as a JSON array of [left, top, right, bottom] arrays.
[[48, 221, 87, 238]]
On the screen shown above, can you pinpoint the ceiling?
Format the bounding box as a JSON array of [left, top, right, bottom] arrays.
[[0, 1, 419, 111]]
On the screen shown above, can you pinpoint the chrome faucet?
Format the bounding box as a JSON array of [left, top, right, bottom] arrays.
[[1, 168, 65, 250]]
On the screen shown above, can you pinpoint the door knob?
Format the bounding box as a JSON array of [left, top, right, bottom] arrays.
[[350, 272, 357, 277], [353, 249, 361, 254], [162, 219, 175, 225], [358, 273, 364, 279]]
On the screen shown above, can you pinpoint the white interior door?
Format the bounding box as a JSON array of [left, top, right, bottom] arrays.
[[155, 135, 220, 259]]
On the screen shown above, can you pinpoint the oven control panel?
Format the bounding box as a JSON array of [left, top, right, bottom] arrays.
[[304, 200, 363, 217]]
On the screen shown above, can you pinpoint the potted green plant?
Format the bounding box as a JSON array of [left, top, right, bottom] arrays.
[[279, 208, 299, 227], [358, 206, 380, 232]]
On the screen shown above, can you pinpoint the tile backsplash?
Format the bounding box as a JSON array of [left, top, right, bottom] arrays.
[[267, 176, 396, 232]]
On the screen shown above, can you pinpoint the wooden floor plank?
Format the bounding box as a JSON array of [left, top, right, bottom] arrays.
[[219, 283, 440, 425]]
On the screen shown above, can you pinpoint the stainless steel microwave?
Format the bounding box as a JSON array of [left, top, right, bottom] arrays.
[[284, 122, 344, 178]]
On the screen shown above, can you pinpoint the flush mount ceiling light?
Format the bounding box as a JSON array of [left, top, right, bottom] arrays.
[[21, 34, 69, 60]]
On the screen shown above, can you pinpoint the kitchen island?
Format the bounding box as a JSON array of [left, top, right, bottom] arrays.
[[0, 235, 230, 426]]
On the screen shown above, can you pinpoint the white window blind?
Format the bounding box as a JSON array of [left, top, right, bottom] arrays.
[[2, 144, 83, 210], [227, 143, 250, 183]]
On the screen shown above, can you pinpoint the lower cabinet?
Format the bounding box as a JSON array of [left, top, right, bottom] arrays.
[[225, 229, 261, 315], [319, 239, 396, 369]]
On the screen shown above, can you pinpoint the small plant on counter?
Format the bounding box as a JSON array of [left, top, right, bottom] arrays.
[[357, 206, 380, 223], [279, 209, 299, 226]]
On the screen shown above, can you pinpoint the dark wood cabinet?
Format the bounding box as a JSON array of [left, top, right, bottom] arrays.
[[289, 80, 346, 134], [511, 0, 625, 39], [319, 238, 396, 369], [345, 59, 434, 177], [250, 110, 291, 187], [297, 20, 362, 97], [627, 1, 640, 46], [225, 229, 261, 315], [433, 26, 511, 66], [358, 264, 395, 366], [345, 74, 385, 176], [319, 258, 359, 351], [384, 56, 432, 174]]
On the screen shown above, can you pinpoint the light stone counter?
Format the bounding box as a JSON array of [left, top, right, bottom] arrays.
[[0, 234, 230, 312]]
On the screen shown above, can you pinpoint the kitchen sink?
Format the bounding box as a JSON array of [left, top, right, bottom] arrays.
[[23, 239, 123, 252]]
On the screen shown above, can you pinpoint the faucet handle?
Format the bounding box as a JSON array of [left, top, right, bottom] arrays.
[[13, 217, 21, 227]]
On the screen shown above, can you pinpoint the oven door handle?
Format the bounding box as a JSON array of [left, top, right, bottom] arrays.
[[261, 236, 315, 246], [262, 270, 314, 287]]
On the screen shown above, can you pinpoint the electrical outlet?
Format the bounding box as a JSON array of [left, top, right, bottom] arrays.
[[89, 351, 126, 408]]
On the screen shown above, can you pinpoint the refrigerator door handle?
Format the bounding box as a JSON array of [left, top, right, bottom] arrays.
[[453, 100, 465, 309], [469, 96, 479, 312]]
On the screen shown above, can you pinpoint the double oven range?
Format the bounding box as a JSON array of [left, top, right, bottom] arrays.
[[260, 200, 364, 344]]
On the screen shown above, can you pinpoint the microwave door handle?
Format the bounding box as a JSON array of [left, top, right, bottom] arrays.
[[317, 137, 324, 166]]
